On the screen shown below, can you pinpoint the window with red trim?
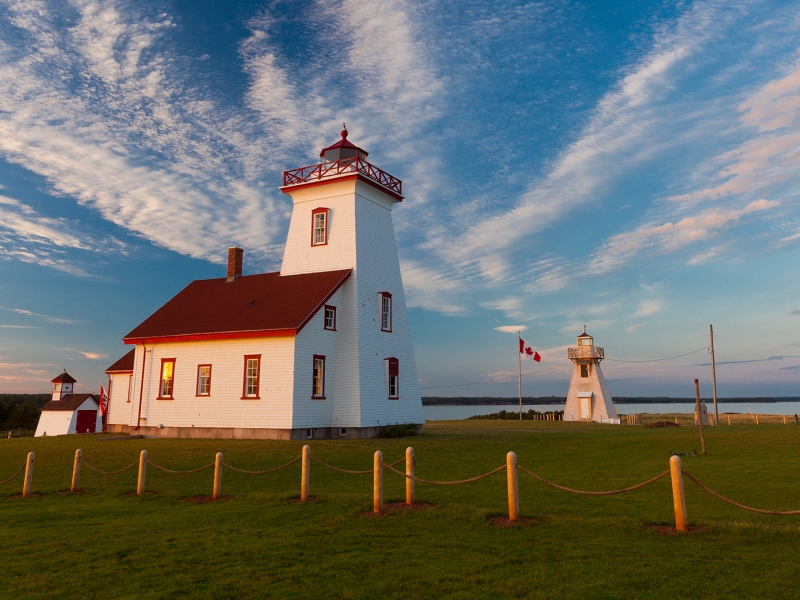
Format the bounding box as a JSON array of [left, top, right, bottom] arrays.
[[312, 355, 326, 399], [196, 364, 212, 396], [242, 355, 261, 399], [311, 208, 329, 246], [158, 359, 175, 399], [379, 292, 392, 332], [324, 305, 336, 330], [385, 357, 399, 399]]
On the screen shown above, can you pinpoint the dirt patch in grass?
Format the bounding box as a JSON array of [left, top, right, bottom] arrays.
[[488, 516, 539, 528], [647, 524, 704, 536], [287, 496, 318, 503], [55, 489, 84, 495], [122, 491, 157, 497], [645, 421, 680, 428], [181, 495, 232, 504], [358, 502, 434, 517]]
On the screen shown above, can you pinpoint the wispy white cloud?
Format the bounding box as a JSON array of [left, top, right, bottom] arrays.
[[635, 300, 662, 317], [0, 0, 286, 270], [494, 325, 526, 333], [0, 305, 76, 324]]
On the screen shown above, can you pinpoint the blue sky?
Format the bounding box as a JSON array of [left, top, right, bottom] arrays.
[[1, 0, 799, 397]]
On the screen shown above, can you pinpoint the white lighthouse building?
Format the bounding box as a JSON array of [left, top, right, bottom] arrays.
[[105, 128, 424, 439], [563, 329, 619, 423]]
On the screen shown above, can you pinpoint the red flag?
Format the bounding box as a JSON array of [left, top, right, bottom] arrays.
[[99, 385, 108, 415], [519, 339, 542, 362]]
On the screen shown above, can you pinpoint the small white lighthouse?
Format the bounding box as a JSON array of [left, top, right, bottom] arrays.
[[564, 328, 618, 423]]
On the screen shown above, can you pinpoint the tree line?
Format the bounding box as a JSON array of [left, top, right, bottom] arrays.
[[0, 394, 48, 432]]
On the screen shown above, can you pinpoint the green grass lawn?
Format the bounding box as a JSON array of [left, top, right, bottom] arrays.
[[2, 421, 800, 599]]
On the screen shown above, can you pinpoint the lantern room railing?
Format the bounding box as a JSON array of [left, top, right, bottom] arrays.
[[283, 156, 402, 196], [568, 346, 604, 361]]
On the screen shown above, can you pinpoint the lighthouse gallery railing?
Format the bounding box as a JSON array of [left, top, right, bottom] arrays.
[[283, 156, 402, 196], [568, 346, 604, 361]]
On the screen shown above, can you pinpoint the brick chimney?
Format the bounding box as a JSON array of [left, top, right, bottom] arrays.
[[227, 247, 243, 282]]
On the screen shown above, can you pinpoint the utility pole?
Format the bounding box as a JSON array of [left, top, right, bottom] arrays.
[[695, 379, 706, 456], [517, 331, 522, 420], [710, 325, 719, 426]]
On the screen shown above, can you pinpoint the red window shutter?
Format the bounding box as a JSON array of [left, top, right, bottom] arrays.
[[388, 357, 399, 377]]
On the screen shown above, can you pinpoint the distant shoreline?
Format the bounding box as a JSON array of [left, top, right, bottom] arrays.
[[422, 396, 800, 406]]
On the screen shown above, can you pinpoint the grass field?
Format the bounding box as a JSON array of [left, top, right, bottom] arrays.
[[2, 420, 800, 599]]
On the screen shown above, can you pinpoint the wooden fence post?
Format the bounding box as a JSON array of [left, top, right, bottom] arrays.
[[405, 447, 415, 505], [670, 455, 687, 532], [506, 451, 519, 521], [71, 449, 82, 493], [212, 452, 223, 500], [374, 450, 384, 514], [22, 452, 34, 498], [137, 450, 147, 496], [301, 445, 310, 501]]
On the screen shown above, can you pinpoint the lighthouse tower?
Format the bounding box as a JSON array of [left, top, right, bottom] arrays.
[[280, 126, 424, 429], [564, 328, 618, 423]]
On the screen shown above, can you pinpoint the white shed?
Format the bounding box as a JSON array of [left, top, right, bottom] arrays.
[[34, 371, 102, 436]]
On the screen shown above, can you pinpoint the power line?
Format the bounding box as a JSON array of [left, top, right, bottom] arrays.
[[604, 347, 709, 363], [420, 363, 572, 390]]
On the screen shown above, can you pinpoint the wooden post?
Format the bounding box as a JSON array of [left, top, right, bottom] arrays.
[[301, 445, 310, 501], [755, 415, 759, 425], [694, 379, 706, 456], [506, 451, 519, 521], [71, 449, 82, 493], [728, 416, 731, 426], [22, 452, 34, 498], [784, 415, 787, 425], [212, 452, 223, 500], [405, 447, 415, 505], [137, 450, 147, 496], [373, 450, 383, 514], [670, 455, 687, 532]]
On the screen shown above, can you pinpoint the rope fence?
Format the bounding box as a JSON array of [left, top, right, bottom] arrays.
[[81, 459, 139, 476], [0, 463, 25, 485], [517, 465, 670, 496], [222, 455, 301, 475], [682, 470, 800, 516], [6, 448, 800, 528]]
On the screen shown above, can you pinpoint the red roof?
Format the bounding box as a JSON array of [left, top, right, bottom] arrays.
[[51, 371, 77, 384], [123, 269, 352, 344], [41, 394, 97, 412], [319, 128, 368, 158], [106, 349, 135, 373], [577, 332, 592, 338]]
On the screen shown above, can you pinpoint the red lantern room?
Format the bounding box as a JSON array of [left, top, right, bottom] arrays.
[[319, 125, 368, 162]]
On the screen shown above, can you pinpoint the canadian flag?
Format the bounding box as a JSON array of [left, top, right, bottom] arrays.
[[99, 385, 108, 416], [519, 338, 542, 362]]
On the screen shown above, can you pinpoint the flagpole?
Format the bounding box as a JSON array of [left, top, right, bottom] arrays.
[[518, 332, 522, 421], [710, 325, 719, 426]]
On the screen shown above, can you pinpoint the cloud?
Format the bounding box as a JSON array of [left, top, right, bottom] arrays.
[[79, 352, 108, 360], [494, 325, 526, 333], [0, 325, 40, 329], [635, 300, 662, 317], [0, 304, 77, 324], [626, 324, 643, 333], [425, 0, 739, 281], [0, 1, 287, 270], [696, 355, 799, 366], [791, 310, 800, 316]]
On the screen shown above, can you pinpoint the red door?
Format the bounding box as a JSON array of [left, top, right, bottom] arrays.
[[76, 410, 97, 434]]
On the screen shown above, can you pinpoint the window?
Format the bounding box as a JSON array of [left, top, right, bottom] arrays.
[[159, 359, 175, 399], [380, 292, 392, 332], [312, 355, 326, 399], [580, 364, 589, 378], [196, 365, 212, 396], [242, 355, 261, 399], [324, 305, 337, 330], [386, 357, 399, 399], [311, 208, 329, 246]]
